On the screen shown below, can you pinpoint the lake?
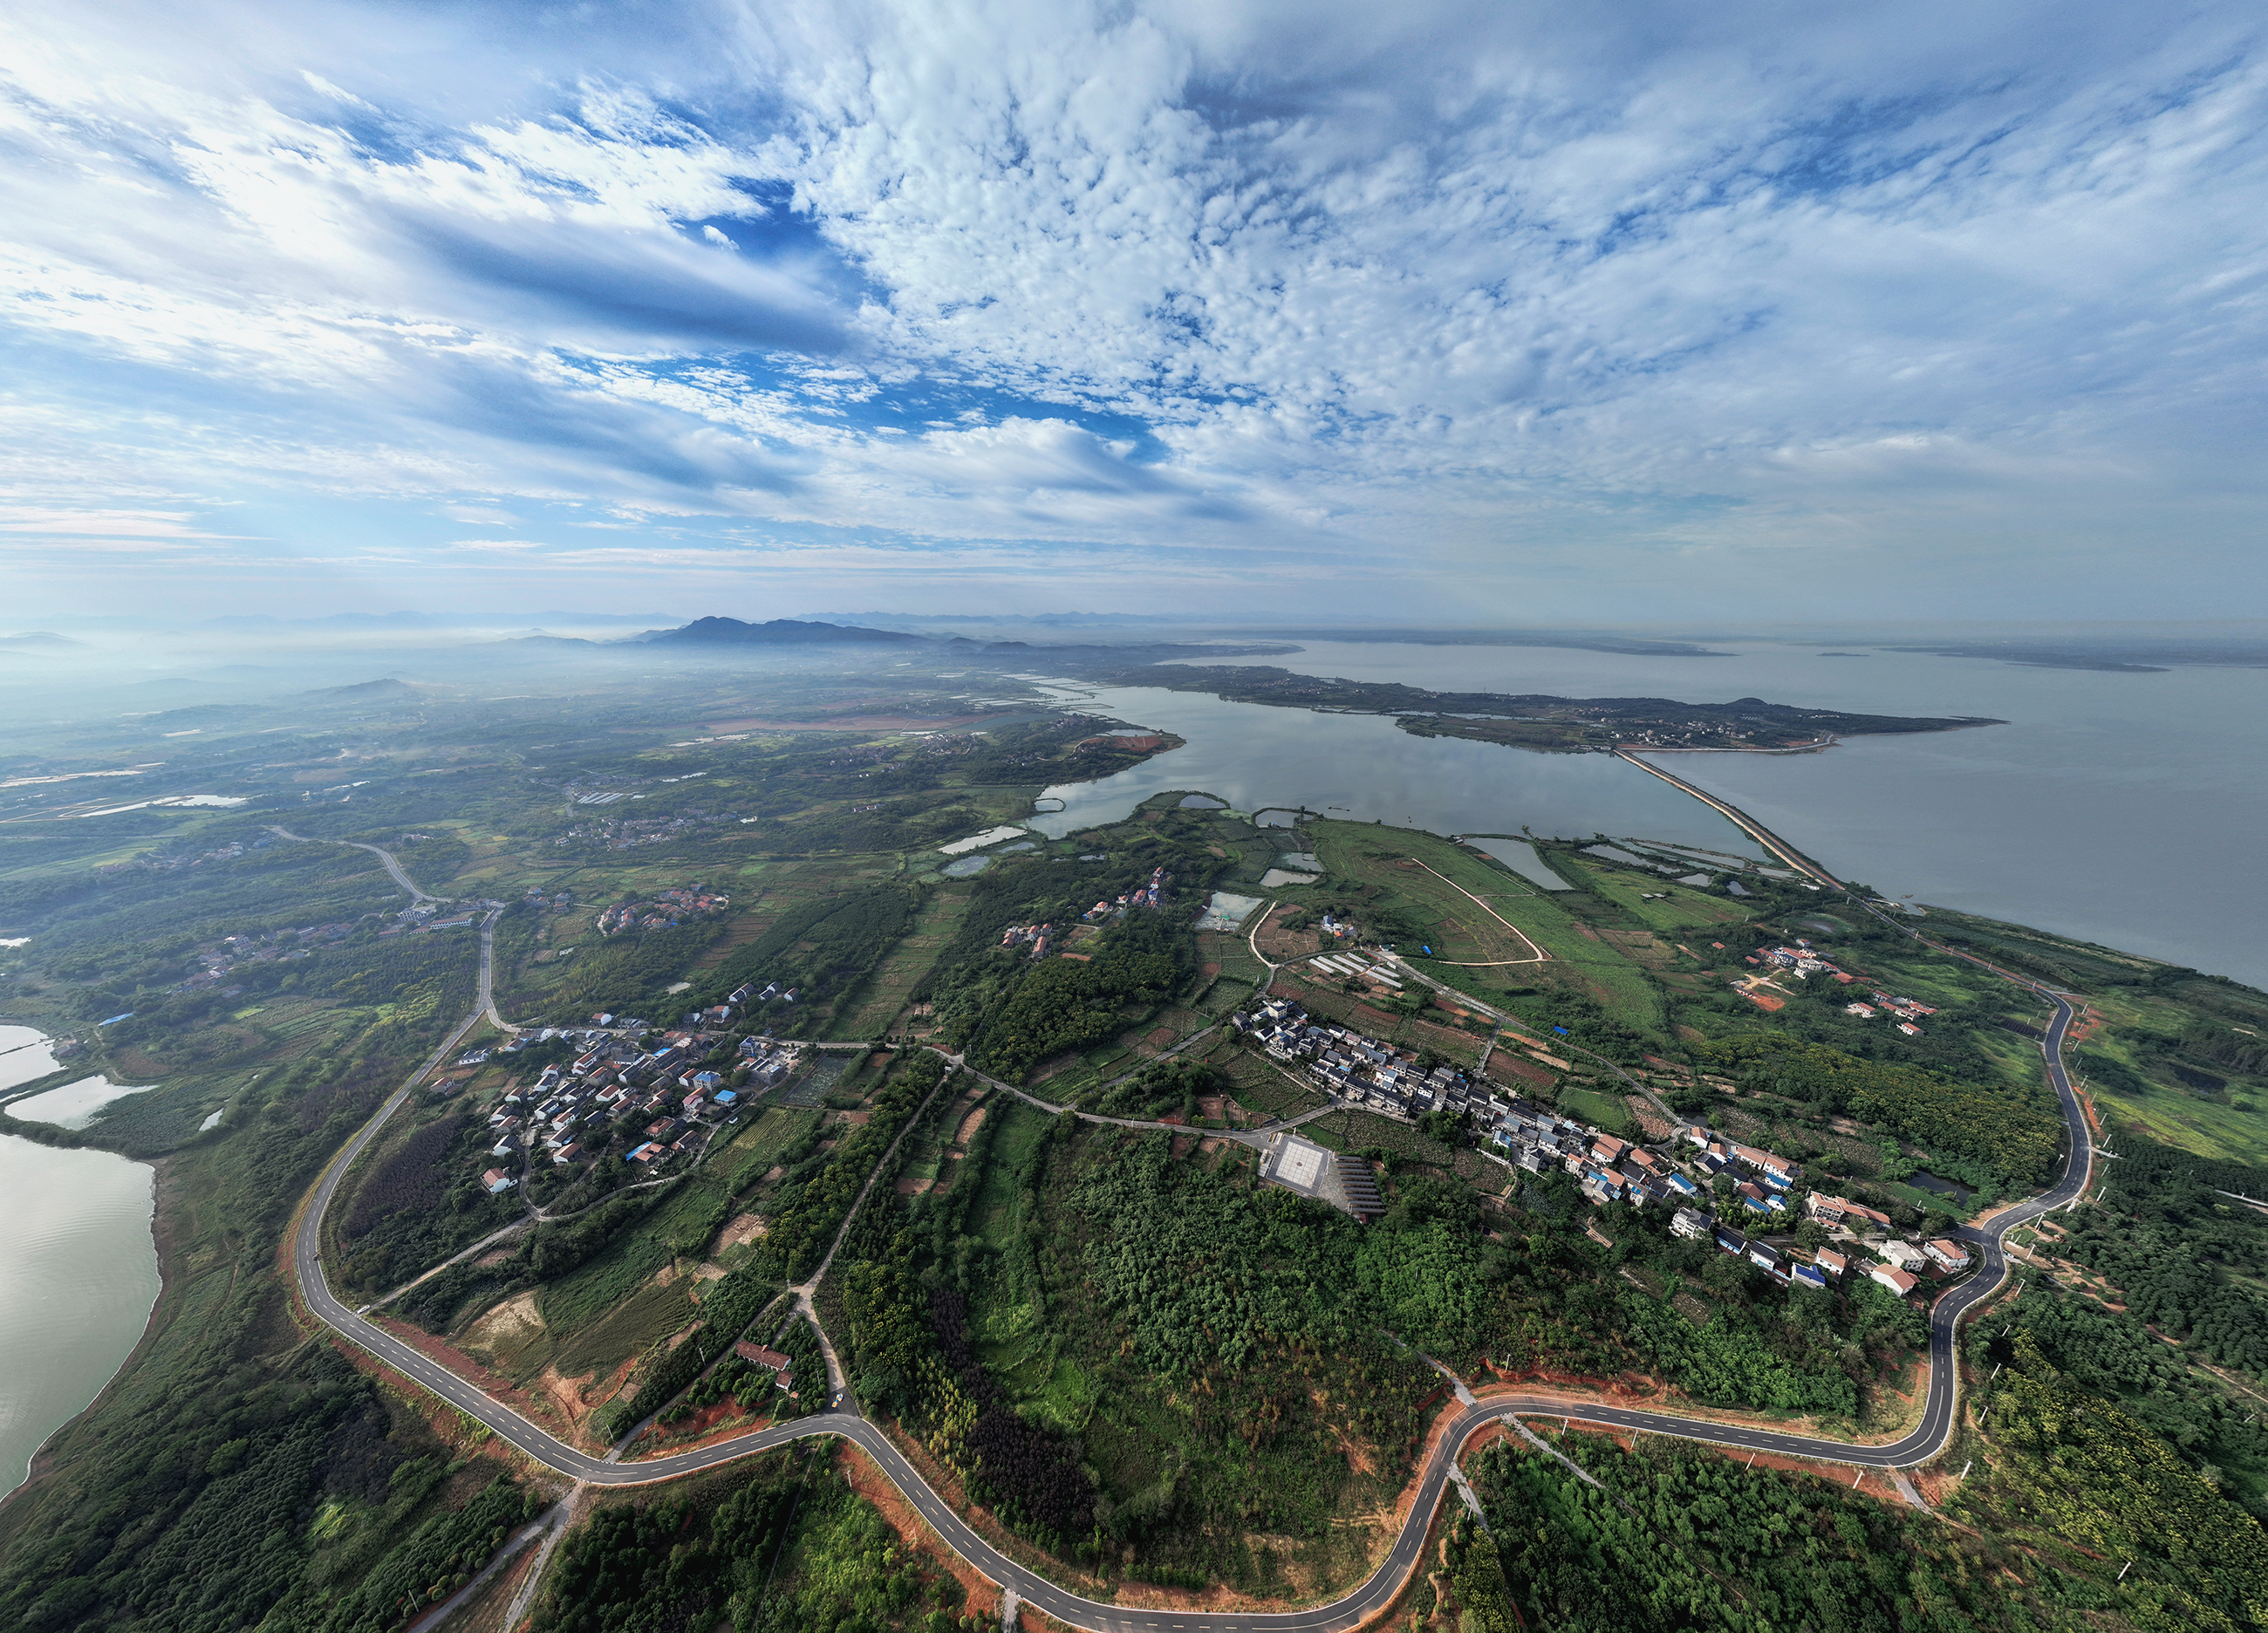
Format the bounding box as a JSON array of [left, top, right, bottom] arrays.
[[0, 1025, 164, 1502], [1026, 682, 1772, 857], [0, 1134, 159, 1501], [1110, 641, 2268, 991]]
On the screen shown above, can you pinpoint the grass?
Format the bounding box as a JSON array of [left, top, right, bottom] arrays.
[[538, 1177, 728, 1331], [1565, 858, 1749, 930], [1558, 1085, 1630, 1129], [550, 1276, 697, 1382], [1312, 824, 1549, 967], [829, 882, 971, 1039]]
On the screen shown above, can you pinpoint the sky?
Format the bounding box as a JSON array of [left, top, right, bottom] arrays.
[[1, 0, 2263, 624]]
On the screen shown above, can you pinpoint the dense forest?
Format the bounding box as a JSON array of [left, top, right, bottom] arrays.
[[1466, 1434, 2025, 1631], [1703, 1033, 2060, 1187], [2053, 1135, 2268, 1380]]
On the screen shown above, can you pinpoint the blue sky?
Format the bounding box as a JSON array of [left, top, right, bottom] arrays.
[[1, 0, 2263, 621]]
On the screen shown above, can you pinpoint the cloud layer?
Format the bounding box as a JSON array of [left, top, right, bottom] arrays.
[[2, 0, 2263, 618]]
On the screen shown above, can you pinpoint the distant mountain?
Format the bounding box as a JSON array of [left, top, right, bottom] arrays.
[[304, 678, 426, 700], [802, 611, 1187, 631], [636, 618, 929, 647], [0, 631, 85, 648], [208, 610, 679, 629]]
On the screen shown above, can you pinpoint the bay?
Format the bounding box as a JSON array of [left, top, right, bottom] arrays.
[[1024, 681, 1770, 857], [1170, 640, 2268, 990]]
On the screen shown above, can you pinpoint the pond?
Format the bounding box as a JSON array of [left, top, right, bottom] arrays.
[[4, 1075, 161, 1131], [1906, 1170, 1975, 1206], [1461, 836, 1574, 891]]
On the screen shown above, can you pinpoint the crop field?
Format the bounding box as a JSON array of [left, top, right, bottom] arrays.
[[1558, 1085, 1630, 1128], [537, 1175, 727, 1331], [1313, 823, 1549, 966], [1565, 858, 1749, 930], [1217, 1044, 1329, 1120], [549, 1276, 697, 1383], [970, 1099, 1054, 1251], [830, 882, 970, 1038], [716, 1105, 824, 1184]]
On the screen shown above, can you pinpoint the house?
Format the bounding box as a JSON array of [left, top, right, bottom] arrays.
[[1870, 1264, 1920, 1296], [1877, 1240, 1927, 1270], [1791, 1263, 1828, 1290], [1924, 1238, 1972, 1272], [1666, 1172, 1701, 1198], [625, 1142, 661, 1163], [1815, 1248, 1848, 1277], [1806, 1192, 1894, 1232], [1671, 1206, 1712, 1240], [552, 1143, 582, 1165], [1746, 1241, 1782, 1274], [734, 1340, 795, 1385], [480, 1168, 516, 1194], [1713, 1226, 1749, 1257]]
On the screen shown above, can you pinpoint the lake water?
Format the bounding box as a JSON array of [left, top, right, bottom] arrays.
[[1027, 682, 1772, 858], [6, 1076, 161, 1130], [0, 1025, 61, 1093], [1096, 641, 2268, 992], [0, 1025, 165, 1501], [0, 1135, 160, 1500]]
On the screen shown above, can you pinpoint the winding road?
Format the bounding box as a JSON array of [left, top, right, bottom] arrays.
[[285, 825, 2094, 1633]]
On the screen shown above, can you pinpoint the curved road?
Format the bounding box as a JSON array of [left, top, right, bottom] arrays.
[[288, 840, 2094, 1632]]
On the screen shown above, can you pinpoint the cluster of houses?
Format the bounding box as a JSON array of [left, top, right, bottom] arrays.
[[1001, 921, 1061, 958], [594, 886, 731, 937], [167, 916, 365, 992], [1503, 1102, 1978, 1299], [1745, 940, 1940, 1037], [1233, 999, 1513, 1122], [479, 1021, 796, 1181], [1081, 865, 1173, 923], [1233, 994, 1974, 1305]]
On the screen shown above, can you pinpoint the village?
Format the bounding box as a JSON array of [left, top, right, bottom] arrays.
[[1234, 994, 1973, 1304], [1734, 938, 1940, 1035], [469, 977, 803, 1195]]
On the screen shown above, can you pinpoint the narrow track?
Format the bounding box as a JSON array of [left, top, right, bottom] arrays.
[[285, 824, 2093, 1632]]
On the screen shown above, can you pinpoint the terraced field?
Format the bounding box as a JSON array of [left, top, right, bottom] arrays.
[[830, 881, 972, 1038]]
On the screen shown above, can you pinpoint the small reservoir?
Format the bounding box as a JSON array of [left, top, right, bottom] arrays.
[[0, 1029, 160, 1500]]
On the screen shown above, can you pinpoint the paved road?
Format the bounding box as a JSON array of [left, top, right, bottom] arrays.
[[286, 841, 2094, 1633], [266, 823, 450, 904]]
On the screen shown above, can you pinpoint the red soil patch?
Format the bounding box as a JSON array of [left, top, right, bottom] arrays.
[[369, 1317, 577, 1438], [836, 1442, 1003, 1620], [1486, 1053, 1555, 1088], [1741, 990, 1786, 1012]]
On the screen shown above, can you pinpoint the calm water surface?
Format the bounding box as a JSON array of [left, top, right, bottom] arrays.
[[1028, 682, 1771, 857], [0, 1128, 159, 1500], [1163, 641, 2268, 990]]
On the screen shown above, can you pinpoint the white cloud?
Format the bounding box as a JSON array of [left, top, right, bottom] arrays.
[[0, 0, 2262, 617]]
